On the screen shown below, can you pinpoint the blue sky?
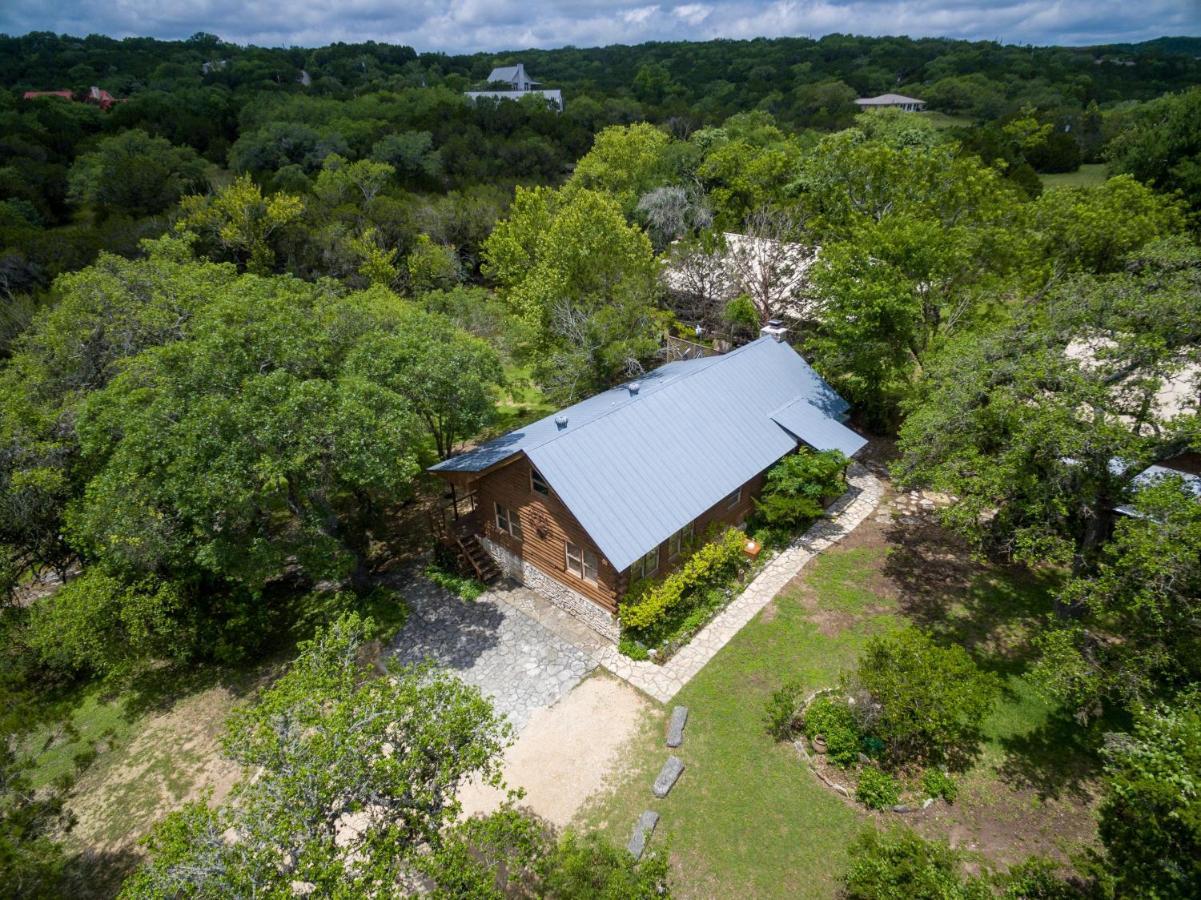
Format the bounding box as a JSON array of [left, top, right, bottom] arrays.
[[1, 1, 1198, 53]]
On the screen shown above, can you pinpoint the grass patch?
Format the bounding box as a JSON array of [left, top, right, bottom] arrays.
[[424, 562, 487, 601], [1039, 163, 1108, 189], [488, 362, 555, 437], [19, 685, 135, 791], [582, 528, 1098, 897]]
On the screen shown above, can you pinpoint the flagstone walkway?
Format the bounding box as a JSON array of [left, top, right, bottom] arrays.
[[589, 462, 884, 702]]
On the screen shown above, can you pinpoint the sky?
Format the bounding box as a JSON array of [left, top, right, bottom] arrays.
[[1, 0, 1199, 54]]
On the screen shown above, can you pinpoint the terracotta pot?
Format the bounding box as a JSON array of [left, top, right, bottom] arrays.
[[812, 734, 828, 754]]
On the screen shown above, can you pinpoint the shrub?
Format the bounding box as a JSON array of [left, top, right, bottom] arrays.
[[855, 766, 902, 810], [619, 527, 748, 631], [755, 449, 847, 531], [425, 563, 487, 601], [843, 827, 991, 899], [764, 679, 804, 740], [921, 769, 959, 803], [803, 695, 861, 767], [1097, 695, 1201, 899], [848, 628, 1001, 766], [1000, 857, 1081, 899], [27, 569, 192, 676], [618, 636, 650, 661]]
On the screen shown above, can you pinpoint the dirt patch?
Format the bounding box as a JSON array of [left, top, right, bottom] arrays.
[[459, 673, 653, 828], [66, 683, 246, 863]]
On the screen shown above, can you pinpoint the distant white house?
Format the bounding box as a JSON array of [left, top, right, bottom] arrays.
[[855, 93, 926, 112], [465, 62, 563, 110]]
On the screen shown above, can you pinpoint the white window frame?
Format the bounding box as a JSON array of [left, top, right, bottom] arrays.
[[634, 545, 660, 580], [530, 466, 550, 497], [565, 541, 599, 583], [669, 521, 694, 559], [494, 502, 523, 541], [724, 488, 742, 510]]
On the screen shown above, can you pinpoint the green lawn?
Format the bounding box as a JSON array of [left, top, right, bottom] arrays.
[[487, 362, 556, 437], [1039, 163, 1108, 189], [581, 523, 1099, 898]]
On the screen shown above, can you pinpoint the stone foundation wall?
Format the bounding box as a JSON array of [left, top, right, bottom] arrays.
[[482, 536, 620, 643]]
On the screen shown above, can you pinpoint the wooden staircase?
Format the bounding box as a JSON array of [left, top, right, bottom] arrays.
[[456, 533, 500, 583]]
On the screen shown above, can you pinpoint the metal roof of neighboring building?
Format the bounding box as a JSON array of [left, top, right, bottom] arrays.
[[1114, 463, 1201, 517], [854, 93, 925, 105], [431, 336, 864, 572]]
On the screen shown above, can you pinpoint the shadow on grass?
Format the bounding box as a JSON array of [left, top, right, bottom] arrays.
[[61, 845, 144, 900], [995, 709, 1119, 803], [881, 520, 1061, 676]]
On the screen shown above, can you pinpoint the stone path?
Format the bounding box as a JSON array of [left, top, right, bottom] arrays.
[[388, 577, 596, 733], [589, 463, 884, 703]]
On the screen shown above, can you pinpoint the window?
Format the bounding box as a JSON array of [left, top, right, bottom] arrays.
[[494, 502, 523, 541], [669, 522, 694, 559], [633, 546, 660, 580], [530, 466, 550, 496], [566, 542, 599, 582], [723, 488, 742, 510]]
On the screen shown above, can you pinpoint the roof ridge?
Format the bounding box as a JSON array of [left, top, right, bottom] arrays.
[[522, 338, 770, 452]]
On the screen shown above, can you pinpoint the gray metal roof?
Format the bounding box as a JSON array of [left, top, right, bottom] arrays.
[[431, 337, 864, 572], [1115, 463, 1201, 517], [771, 397, 868, 458]]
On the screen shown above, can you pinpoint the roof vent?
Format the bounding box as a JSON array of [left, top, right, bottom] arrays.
[[554, 414, 569, 429], [627, 381, 641, 396]]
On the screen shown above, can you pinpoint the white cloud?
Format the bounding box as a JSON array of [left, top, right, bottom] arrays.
[[624, 5, 661, 25], [0, 0, 1196, 53], [673, 4, 712, 26]]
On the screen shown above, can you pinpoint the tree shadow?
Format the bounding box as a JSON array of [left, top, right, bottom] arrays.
[[60, 845, 144, 900], [881, 519, 1059, 677], [384, 569, 506, 673], [995, 708, 1120, 803]]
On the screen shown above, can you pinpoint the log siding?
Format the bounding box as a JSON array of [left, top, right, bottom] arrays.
[[464, 452, 768, 613]]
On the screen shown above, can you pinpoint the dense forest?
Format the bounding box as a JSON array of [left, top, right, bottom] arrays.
[[1, 25, 1201, 899]]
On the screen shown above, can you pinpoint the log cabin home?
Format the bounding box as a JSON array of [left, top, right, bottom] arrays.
[[429, 324, 866, 641]]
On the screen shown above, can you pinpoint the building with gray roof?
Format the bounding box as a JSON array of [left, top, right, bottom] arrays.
[[430, 325, 866, 640]]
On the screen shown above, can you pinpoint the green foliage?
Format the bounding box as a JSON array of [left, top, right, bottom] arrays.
[[424, 562, 486, 601], [482, 185, 662, 402], [618, 636, 650, 661], [895, 236, 1201, 568], [763, 678, 803, 741], [121, 613, 512, 897], [0, 740, 71, 899], [803, 694, 862, 767], [67, 129, 208, 218], [406, 233, 461, 295], [26, 569, 191, 676], [567, 123, 672, 212], [176, 174, 303, 274], [1096, 694, 1201, 899], [855, 766, 902, 810], [722, 294, 760, 334], [843, 827, 991, 899], [619, 527, 748, 632], [755, 449, 847, 531], [1106, 87, 1201, 219], [920, 768, 958, 803], [1033, 477, 1201, 720], [999, 858, 1081, 899], [538, 829, 671, 899], [849, 628, 1000, 767]]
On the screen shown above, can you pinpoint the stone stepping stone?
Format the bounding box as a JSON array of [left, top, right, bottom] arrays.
[[666, 705, 689, 747], [626, 810, 660, 860], [653, 755, 685, 798]]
